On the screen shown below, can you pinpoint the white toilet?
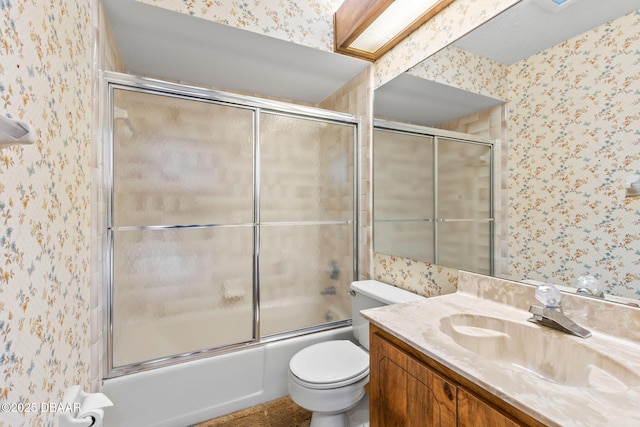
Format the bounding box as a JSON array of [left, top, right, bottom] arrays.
[[288, 280, 426, 427]]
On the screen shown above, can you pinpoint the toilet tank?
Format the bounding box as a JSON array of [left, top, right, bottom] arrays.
[[350, 280, 425, 350]]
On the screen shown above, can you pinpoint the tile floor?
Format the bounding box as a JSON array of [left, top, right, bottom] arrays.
[[194, 397, 311, 427]]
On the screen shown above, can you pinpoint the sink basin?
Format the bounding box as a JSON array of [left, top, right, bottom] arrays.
[[439, 314, 640, 392]]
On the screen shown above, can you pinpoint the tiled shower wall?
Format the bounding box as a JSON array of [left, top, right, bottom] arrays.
[[110, 90, 255, 328], [319, 67, 375, 280], [317, 122, 358, 317], [259, 114, 355, 318], [373, 130, 435, 262], [95, 0, 367, 378], [120, 66, 374, 321]]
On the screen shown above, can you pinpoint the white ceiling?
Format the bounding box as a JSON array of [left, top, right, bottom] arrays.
[[375, 0, 640, 127], [103, 0, 369, 105]]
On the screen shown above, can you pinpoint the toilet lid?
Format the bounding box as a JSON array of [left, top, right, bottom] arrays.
[[289, 340, 369, 384]]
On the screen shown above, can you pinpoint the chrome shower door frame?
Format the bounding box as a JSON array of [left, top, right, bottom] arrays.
[[102, 71, 360, 378]]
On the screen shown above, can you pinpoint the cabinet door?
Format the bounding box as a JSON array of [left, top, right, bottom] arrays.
[[370, 333, 456, 427], [458, 389, 521, 427]]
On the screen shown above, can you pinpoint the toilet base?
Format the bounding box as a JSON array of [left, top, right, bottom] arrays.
[[346, 393, 369, 427], [305, 392, 369, 427], [310, 412, 348, 427]]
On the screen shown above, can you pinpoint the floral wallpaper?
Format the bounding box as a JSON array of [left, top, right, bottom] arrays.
[[374, 253, 458, 297], [0, 0, 92, 425], [135, 0, 342, 52], [507, 10, 640, 298], [407, 45, 507, 101]]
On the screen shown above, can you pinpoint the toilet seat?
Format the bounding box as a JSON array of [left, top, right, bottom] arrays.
[[289, 340, 369, 390]]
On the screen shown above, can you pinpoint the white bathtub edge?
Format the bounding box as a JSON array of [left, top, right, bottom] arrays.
[[102, 326, 353, 427]]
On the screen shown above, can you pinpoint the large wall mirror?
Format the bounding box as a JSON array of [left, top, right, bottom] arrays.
[[373, 0, 640, 301]]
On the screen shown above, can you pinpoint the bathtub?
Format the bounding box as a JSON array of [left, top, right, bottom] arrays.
[[102, 302, 352, 426]]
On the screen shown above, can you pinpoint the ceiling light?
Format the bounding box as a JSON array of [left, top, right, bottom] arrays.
[[334, 0, 455, 61]]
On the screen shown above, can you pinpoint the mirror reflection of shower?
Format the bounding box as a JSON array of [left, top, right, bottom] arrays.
[[373, 121, 494, 275]]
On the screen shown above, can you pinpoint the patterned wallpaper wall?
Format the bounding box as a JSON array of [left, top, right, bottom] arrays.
[[135, 0, 342, 52], [374, 253, 458, 297], [507, 10, 640, 298], [408, 45, 507, 100], [0, 1, 92, 425]]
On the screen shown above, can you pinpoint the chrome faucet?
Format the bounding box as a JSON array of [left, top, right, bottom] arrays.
[[527, 284, 592, 339]]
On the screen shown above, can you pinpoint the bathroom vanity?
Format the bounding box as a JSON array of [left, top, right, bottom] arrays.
[[362, 272, 640, 427], [370, 325, 539, 426]]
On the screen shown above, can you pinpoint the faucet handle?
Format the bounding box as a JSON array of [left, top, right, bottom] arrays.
[[575, 275, 604, 298], [535, 284, 562, 309]]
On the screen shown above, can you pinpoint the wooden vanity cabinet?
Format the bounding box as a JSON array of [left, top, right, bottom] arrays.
[[457, 389, 520, 427], [370, 325, 542, 427], [370, 326, 456, 426]]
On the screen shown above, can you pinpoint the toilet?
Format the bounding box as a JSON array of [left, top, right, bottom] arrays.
[[288, 280, 426, 427]]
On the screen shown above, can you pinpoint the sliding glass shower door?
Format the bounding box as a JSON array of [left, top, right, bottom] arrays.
[[106, 76, 358, 375], [111, 89, 256, 367], [259, 113, 355, 336]]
